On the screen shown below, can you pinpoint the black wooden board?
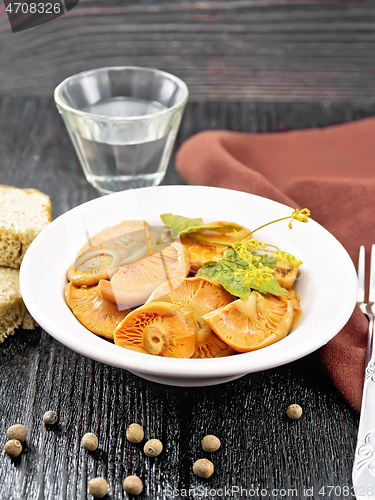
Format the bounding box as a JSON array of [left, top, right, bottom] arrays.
[[0, 96, 372, 499], [0, 1, 375, 101]]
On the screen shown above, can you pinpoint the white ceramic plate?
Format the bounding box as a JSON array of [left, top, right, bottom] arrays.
[[20, 186, 357, 386]]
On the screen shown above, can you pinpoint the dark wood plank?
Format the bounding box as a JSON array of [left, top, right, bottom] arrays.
[[0, 96, 369, 499], [2, 96, 375, 211], [0, 1, 375, 100], [0, 328, 360, 500]]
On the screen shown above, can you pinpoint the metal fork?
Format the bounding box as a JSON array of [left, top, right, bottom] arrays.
[[352, 245, 375, 499]]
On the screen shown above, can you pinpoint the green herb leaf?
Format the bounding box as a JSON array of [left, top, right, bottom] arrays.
[[197, 259, 251, 300], [160, 214, 204, 237], [160, 213, 243, 238], [253, 278, 289, 296], [197, 247, 288, 298]]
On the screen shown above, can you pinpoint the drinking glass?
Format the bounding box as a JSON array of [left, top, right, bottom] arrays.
[[54, 67, 189, 195]]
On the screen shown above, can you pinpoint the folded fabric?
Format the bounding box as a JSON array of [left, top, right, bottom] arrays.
[[175, 118, 375, 411]]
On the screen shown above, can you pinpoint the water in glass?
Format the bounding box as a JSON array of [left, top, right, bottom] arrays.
[[71, 96, 170, 194]]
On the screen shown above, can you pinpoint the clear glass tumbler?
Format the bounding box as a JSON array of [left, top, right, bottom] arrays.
[[54, 67, 189, 195]]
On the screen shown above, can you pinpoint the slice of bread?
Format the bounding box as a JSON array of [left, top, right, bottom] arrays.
[[0, 267, 37, 342], [0, 185, 52, 269]]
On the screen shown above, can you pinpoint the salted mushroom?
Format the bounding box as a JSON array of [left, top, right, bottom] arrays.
[[99, 242, 190, 308], [274, 262, 299, 289], [181, 221, 251, 273], [67, 220, 164, 287], [147, 277, 235, 358], [65, 282, 131, 340], [114, 302, 197, 358], [203, 288, 302, 352]]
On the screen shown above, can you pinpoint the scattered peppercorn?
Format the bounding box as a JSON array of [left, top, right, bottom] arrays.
[[4, 439, 22, 458], [88, 477, 108, 498], [201, 435, 221, 453], [7, 424, 27, 443], [193, 458, 214, 478], [123, 475, 144, 495], [126, 423, 144, 444], [82, 433, 98, 452], [143, 438, 163, 457], [286, 404, 302, 420], [43, 411, 58, 425]]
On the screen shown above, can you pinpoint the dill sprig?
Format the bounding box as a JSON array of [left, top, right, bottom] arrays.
[[233, 239, 303, 270], [196, 208, 310, 298], [234, 265, 274, 289], [237, 208, 311, 243]]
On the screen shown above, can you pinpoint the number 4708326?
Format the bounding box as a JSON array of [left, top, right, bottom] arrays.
[[6, 2, 62, 14]]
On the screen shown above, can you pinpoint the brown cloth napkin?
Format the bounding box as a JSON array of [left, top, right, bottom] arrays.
[[175, 118, 375, 412]]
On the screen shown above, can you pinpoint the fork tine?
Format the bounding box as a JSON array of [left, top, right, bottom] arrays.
[[357, 245, 365, 304], [369, 244, 375, 303]]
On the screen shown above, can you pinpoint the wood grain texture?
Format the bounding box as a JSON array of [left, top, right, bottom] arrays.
[[0, 329, 360, 500], [0, 96, 372, 499], [0, 0, 375, 100]]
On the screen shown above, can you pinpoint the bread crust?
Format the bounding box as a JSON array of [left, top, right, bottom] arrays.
[[0, 185, 50, 340], [0, 267, 37, 342], [0, 185, 52, 222], [0, 185, 52, 269]]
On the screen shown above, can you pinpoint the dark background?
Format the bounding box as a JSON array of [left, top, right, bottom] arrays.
[[0, 0, 375, 100], [0, 1, 374, 499]]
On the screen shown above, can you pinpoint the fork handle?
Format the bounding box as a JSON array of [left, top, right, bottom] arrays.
[[352, 315, 375, 499]]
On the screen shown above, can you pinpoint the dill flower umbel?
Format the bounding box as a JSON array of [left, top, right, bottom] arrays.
[[234, 264, 274, 288], [197, 208, 309, 298], [288, 208, 310, 229]]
